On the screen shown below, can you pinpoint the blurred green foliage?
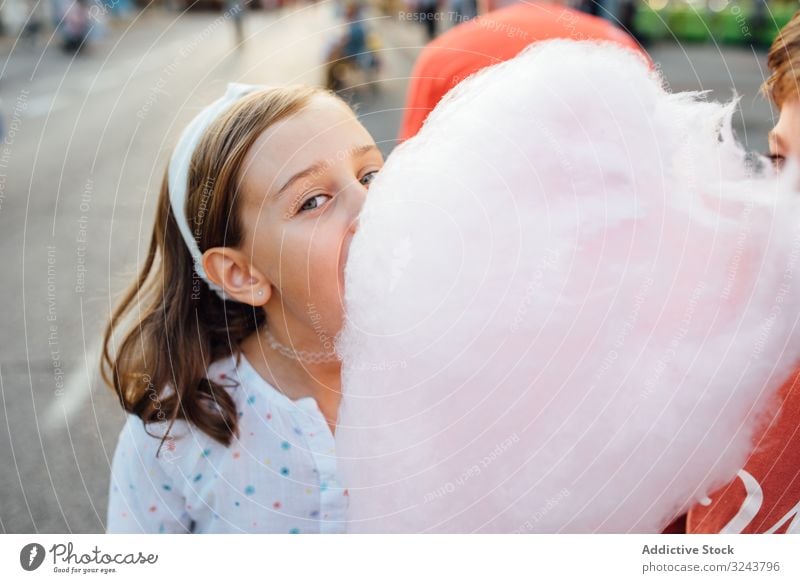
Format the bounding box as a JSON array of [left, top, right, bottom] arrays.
[[633, 1, 798, 45]]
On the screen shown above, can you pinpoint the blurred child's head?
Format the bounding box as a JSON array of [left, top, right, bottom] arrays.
[[764, 11, 800, 169], [103, 85, 382, 445], [344, 0, 361, 20]]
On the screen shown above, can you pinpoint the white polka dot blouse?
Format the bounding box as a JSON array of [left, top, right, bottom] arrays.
[[106, 352, 348, 533]]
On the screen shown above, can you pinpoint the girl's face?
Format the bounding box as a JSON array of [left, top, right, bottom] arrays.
[[769, 98, 800, 170], [236, 95, 383, 340]]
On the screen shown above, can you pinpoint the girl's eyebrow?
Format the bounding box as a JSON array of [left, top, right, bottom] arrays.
[[353, 144, 380, 157], [272, 144, 380, 200], [273, 161, 328, 200]]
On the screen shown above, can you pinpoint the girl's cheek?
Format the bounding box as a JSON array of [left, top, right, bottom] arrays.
[[309, 235, 340, 272]]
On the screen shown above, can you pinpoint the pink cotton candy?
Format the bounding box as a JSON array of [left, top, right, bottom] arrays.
[[335, 41, 800, 533]]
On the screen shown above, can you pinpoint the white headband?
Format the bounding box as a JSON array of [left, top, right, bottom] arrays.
[[167, 82, 267, 301]]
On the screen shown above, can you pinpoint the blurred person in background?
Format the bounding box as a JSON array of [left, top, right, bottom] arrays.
[[58, 0, 91, 53], [325, 1, 381, 93], [2, 0, 51, 49], [19, 0, 47, 48], [418, 0, 440, 40], [225, 0, 248, 47], [398, 0, 645, 142]]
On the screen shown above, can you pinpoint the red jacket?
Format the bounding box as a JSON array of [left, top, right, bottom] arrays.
[[664, 368, 800, 534], [399, 2, 646, 142]]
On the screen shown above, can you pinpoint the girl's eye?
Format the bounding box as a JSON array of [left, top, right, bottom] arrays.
[[768, 153, 786, 170], [360, 170, 379, 186], [299, 194, 331, 213]]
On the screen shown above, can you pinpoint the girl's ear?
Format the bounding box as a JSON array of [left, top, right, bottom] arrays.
[[202, 247, 272, 306]]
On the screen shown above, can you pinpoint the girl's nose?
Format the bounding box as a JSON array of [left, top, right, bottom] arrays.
[[342, 179, 368, 227]]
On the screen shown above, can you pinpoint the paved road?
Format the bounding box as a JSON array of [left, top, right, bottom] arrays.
[[0, 4, 776, 533]]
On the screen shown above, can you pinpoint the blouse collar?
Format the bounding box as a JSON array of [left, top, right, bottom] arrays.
[[233, 351, 320, 413]]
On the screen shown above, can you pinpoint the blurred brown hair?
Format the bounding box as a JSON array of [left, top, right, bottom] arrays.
[[101, 85, 336, 448], [764, 11, 800, 108]]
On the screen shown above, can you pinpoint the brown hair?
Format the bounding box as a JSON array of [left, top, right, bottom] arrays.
[[763, 10, 800, 107], [101, 85, 336, 448]]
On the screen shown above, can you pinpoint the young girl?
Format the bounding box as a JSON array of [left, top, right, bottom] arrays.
[[102, 83, 384, 533]]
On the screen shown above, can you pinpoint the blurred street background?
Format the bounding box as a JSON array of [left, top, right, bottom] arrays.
[[0, 0, 794, 532]]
